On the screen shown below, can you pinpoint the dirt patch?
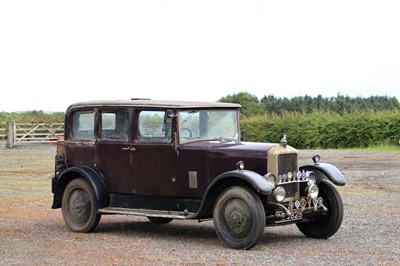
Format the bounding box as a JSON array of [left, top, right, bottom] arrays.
[[0, 145, 399, 265]]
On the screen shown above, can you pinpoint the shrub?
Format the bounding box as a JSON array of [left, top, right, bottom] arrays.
[[241, 110, 400, 149]]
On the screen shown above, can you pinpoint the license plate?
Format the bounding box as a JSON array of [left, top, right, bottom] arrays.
[[287, 210, 303, 220]]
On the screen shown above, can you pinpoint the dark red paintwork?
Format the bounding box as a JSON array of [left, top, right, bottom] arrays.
[[61, 100, 274, 200]]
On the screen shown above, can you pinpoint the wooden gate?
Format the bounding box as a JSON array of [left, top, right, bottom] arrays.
[[1, 122, 64, 148], [0, 122, 7, 148]]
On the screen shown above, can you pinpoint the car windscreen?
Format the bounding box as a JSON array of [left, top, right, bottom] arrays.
[[179, 110, 239, 143]]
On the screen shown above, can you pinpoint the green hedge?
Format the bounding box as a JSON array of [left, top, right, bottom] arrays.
[[0, 111, 64, 123], [241, 110, 400, 149]]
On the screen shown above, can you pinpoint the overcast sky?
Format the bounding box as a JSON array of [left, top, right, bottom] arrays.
[[1, 0, 399, 112]]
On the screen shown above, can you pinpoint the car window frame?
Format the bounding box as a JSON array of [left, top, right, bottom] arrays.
[[136, 109, 172, 143]]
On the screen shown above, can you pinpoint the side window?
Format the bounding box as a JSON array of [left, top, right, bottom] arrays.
[[100, 111, 129, 141], [138, 111, 171, 142], [72, 111, 94, 140]]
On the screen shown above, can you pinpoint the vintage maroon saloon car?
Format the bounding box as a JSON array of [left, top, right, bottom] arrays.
[[51, 99, 345, 249]]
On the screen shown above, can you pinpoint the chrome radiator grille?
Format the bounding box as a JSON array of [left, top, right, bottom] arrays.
[[278, 154, 298, 175]]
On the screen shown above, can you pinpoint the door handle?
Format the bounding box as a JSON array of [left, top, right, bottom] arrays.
[[122, 147, 136, 151]]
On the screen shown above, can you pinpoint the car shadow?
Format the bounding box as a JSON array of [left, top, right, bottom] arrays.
[[94, 216, 311, 248], [96, 216, 217, 240]]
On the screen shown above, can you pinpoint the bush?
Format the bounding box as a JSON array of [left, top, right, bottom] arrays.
[[241, 110, 400, 149], [0, 111, 64, 123]]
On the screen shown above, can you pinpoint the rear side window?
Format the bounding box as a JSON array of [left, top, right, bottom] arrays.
[[101, 111, 129, 141], [138, 111, 171, 142], [72, 111, 94, 140]]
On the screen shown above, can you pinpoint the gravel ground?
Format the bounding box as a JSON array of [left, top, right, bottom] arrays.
[[0, 144, 399, 265]]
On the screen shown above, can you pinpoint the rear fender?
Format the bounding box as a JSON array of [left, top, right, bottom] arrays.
[[300, 163, 345, 186], [51, 166, 109, 209]]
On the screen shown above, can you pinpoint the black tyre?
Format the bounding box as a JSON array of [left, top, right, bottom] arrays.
[[147, 217, 173, 224], [213, 186, 266, 249], [296, 180, 344, 238], [62, 178, 101, 232]]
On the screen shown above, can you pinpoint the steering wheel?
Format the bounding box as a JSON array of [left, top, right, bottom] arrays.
[[181, 127, 193, 138]]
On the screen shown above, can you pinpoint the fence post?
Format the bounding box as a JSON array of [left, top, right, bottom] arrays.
[[6, 121, 15, 149]]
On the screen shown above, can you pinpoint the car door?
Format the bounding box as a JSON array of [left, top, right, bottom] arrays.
[[65, 109, 96, 169], [94, 109, 136, 194], [131, 109, 178, 197]]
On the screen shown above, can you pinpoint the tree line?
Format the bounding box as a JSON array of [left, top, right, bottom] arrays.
[[218, 92, 400, 116], [2, 93, 398, 122], [218, 92, 400, 148], [1, 93, 399, 149], [0, 110, 64, 123]]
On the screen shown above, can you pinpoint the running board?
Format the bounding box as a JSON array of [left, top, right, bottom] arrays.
[[98, 207, 195, 219]]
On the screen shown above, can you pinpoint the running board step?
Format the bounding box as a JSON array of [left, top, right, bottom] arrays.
[[98, 207, 195, 219]]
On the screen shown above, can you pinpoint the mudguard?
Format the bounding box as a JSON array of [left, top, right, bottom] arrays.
[[209, 169, 272, 195], [51, 166, 109, 209], [300, 163, 345, 186], [192, 169, 272, 219]]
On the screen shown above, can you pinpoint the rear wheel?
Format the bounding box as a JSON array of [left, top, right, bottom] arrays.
[[296, 180, 343, 238], [213, 186, 266, 249], [62, 178, 101, 232]]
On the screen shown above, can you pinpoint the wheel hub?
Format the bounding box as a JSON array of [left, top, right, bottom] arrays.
[[223, 199, 252, 239], [69, 189, 90, 224]]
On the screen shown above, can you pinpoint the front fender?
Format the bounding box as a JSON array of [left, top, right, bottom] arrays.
[[208, 169, 272, 195], [300, 163, 345, 186], [51, 166, 109, 209], [191, 169, 272, 219]]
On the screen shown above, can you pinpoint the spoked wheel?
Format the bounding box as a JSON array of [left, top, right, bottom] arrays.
[[147, 217, 173, 224], [62, 178, 101, 232], [213, 186, 266, 249], [296, 180, 344, 238]]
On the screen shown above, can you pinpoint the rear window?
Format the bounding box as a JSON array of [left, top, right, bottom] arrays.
[[72, 111, 94, 140]]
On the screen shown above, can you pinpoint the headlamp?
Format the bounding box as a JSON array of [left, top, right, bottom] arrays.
[[312, 155, 320, 164], [307, 184, 319, 199], [264, 173, 276, 189], [273, 187, 286, 202], [306, 171, 317, 185], [236, 161, 245, 170]]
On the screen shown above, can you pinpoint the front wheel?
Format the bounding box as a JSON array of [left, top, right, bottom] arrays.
[[213, 186, 266, 249], [61, 178, 101, 232], [296, 180, 343, 238]]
